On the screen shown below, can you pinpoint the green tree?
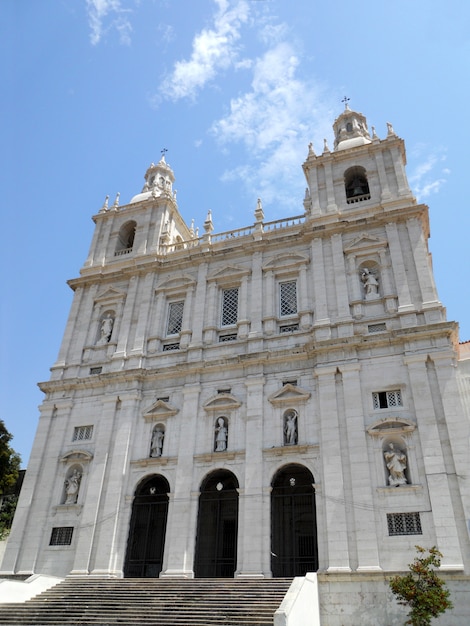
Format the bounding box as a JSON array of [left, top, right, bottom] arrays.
[[0, 420, 21, 539], [389, 546, 453, 626]]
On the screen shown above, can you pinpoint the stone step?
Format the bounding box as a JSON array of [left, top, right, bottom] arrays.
[[0, 578, 292, 626]]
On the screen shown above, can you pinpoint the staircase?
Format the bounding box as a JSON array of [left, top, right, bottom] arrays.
[[0, 577, 293, 625]]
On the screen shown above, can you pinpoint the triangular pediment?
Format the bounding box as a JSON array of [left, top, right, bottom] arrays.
[[263, 253, 309, 272], [156, 274, 196, 294], [203, 393, 242, 413], [60, 450, 94, 463], [144, 399, 178, 422], [344, 233, 387, 254], [208, 265, 250, 283], [268, 383, 311, 405], [95, 287, 126, 303], [367, 416, 416, 436]]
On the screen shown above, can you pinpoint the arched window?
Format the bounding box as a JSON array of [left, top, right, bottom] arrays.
[[344, 166, 370, 204], [115, 221, 136, 256]]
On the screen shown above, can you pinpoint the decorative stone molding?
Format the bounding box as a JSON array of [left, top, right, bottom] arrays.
[[203, 393, 241, 413], [143, 399, 178, 422], [367, 416, 416, 437], [268, 383, 311, 406], [60, 450, 93, 463]]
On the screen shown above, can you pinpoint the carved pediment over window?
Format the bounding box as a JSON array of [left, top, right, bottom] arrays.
[[144, 399, 178, 422], [367, 416, 416, 437], [263, 253, 309, 275], [203, 393, 241, 413], [344, 233, 387, 255], [207, 265, 250, 284], [156, 274, 196, 295], [94, 286, 126, 303], [60, 450, 93, 463], [269, 383, 311, 406]]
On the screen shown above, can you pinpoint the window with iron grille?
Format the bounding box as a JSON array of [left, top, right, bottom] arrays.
[[373, 390, 402, 409], [221, 288, 239, 327], [219, 333, 238, 342], [279, 324, 299, 334], [279, 281, 297, 317], [387, 513, 422, 536], [162, 342, 180, 352], [50, 527, 74, 546], [368, 323, 386, 333], [166, 301, 184, 336], [72, 425, 93, 442]]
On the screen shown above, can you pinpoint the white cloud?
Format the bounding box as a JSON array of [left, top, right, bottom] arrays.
[[158, 0, 250, 101], [211, 42, 332, 209], [408, 147, 448, 200], [86, 0, 132, 45]]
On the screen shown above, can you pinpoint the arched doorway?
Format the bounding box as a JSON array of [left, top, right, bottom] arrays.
[[271, 464, 318, 577], [194, 470, 239, 578], [124, 474, 169, 577]]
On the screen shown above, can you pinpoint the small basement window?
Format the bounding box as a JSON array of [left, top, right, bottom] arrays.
[[387, 513, 422, 536]]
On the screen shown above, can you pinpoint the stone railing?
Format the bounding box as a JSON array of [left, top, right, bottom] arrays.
[[160, 214, 305, 255]]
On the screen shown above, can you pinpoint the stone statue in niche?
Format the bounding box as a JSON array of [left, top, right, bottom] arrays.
[[284, 410, 298, 445], [150, 427, 165, 458], [361, 267, 379, 298], [215, 417, 228, 452], [384, 443, 408, 487], [64, 469, 82, 504], [97, 314, 114, 345]]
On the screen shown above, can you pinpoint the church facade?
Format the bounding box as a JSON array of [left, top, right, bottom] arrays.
[[2, 107, 469, 586]]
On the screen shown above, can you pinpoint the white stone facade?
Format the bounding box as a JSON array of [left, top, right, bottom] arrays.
[[2, 107, 469, 587]]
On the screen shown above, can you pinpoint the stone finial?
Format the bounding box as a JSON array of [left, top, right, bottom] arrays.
[[204, 210, 214, 233], [323, 138, 330, 153], [255, 198, 264, 223], [113, 192, 120, 210], [372, 126, 379, 140], [100, 195, 109, 212], [386, 122, 396, 137], [308, 142, 316, 158], [189, 219, 195, 238]]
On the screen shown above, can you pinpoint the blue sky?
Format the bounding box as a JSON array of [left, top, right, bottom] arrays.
[[2, 0, 470, 467]]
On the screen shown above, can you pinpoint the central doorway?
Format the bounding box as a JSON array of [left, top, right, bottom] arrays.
[[194, 470, 239, 578], [124, 474, 169, 577], [271, 464, 318, 577]]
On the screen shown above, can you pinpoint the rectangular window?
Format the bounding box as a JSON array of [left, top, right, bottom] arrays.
[[373, 390, 402, 409], [221, 288, 239, 327], [279, 323, 299, 334], [72, 425, 93, 442], [387, 513, 422, 536], [162, 342, 180, 352], [166, 301, 184, 336], [368, 323, 386, 333], [218, 333, 238, 342], [50, 527, 74, 546], [279, 281, 297, 317]]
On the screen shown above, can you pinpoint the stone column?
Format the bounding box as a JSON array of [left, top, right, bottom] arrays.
[[404, 355, 464, 570], [310, 238, 330, 333], [203, 282, 217, 344], [341, 364, 381, 571], [373, 150, 391, 201], [263, 270, 275, 335], [161, 384, 201, 577], [324, 160, 338, 212], [189, 262, 208, 348], [180, 285, 194, 348], [114, 276, 139, 358], [53, 287, 85, 370], [131, 272, 155, 354], [0, 401, 72, 575], [248, 252, 263, 338], [331, 233, 352, 329], [238, 274, 249, 339], [385, 222, 414, 314], [78, 393, 138, 576], [315, 366, 351, 572], [307, 166, 321, 216], [406, 217, 441, 309], [298, 264, 311, 329], [237, 375, 266, 577], [391, 145, 411, 196]]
